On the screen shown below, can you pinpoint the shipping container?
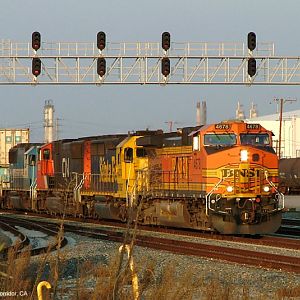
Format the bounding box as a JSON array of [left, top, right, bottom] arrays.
[[0, 129, 29, 167]]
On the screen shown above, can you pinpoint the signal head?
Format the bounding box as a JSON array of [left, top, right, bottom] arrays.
[[247, 57, 256, 77], [161, 57, 170, 76], [32, 31, 41, 51], [247, 32, 256, 51], [97, 57, 106, 77], [32, 57, 41, 76], [162, 32, 171, 51], [97, 31, 106, 51]]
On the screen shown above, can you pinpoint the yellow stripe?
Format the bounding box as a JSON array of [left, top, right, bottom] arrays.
[[158, 146, 192, 155]]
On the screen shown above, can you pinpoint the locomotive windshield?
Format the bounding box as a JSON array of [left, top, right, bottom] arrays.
[[240, 133, 270, 146], [204, 133, 236, 146]]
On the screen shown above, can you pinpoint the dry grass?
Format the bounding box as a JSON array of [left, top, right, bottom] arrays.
[[0, 242, 31, 294], [0, 243, 299, 299]]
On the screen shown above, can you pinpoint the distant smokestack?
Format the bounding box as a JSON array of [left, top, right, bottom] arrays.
[[236, 101, 245, 120], [201, 101, 207, 125], [196, 102, 201, 126], [44, 100, 55, 143], [196, 101, 207, 126], [249, 102, 258, 118]]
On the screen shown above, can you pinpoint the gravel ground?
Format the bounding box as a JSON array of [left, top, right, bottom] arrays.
[[1, 213, 299, 299], [27, 228, 300, 300]]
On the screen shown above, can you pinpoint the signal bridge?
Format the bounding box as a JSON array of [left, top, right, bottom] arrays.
[[1, 39, 300, 85]]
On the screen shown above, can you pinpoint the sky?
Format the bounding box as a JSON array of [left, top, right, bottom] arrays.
[[1, 0, 300, 142]]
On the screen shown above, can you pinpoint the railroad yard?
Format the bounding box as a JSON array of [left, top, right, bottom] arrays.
[[2, 2, 300, 299]]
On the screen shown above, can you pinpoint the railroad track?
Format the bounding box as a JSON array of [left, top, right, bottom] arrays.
[[42, 222, 300, 274], [1, 214, 299, 274], [0, 215, 68, 259], [3, 212, 299, 250], [276, 218, 300, 236], [276, 225, 300, 237], [0, 220, 29, 258], [282, 218, 300, 226], [134, 235, 300, 274]]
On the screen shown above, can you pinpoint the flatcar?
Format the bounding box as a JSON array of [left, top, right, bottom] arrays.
[[0, 121, 284, 235]]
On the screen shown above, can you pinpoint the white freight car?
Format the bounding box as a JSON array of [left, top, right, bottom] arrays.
[[0, 129, 30, 167]]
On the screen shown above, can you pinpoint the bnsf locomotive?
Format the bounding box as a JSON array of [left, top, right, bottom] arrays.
[[0, 120, 284, 234]]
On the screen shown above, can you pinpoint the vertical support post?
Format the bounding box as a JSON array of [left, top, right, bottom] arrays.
[[274, 97, 296, 159], [278, 98, 283, 160]]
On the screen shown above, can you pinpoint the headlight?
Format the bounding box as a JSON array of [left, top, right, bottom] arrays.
[[263, 185, 270, 192], [240, 150, 248, 162], [226, 186, 234, 192]]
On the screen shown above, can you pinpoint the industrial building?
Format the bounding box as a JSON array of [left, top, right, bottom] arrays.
[[0, 128, 30, 185], [246, 109, 300, 158], [0, 129, 30, 167]]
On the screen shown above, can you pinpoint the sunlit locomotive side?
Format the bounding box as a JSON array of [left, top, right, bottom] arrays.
[[140, 121, 284, 234], [1, 121, 284, 235], [33, 134, 149, 219]]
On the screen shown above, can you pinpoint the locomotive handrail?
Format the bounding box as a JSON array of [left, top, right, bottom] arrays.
[[205, 171, 234, 216], [264, 171, 285, 209], [125, 163, 133, 207], [205, 176, 228, 216], [30, 178, 37, 210], [30, 178, 37, 199], [73, 173, 86, 204]]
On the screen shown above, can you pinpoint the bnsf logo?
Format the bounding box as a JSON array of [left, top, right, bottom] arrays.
[[222, 168, 261, 178]]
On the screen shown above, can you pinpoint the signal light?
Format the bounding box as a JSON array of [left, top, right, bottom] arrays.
[[161, 57, 170, 76], [162, 32, 170, 51], [97, 31, 106, 51], [97, 57, 106, 77], [248, 57, 256, 77], [247, 32, 256, 51], [32, 58, 41, 76], [32, 31, 41, 51]]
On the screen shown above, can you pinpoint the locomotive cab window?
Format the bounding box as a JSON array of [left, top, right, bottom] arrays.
[[29, 154, 36, 165], [193, 135, 200, 151], [43, 149, 50, 160], [204, 133, 236, 146], [124, 147, 133, 162], [136, 148, 147, 157], [240, 134, 270, 146]]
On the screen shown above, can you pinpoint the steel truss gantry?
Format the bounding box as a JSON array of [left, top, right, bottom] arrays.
[[1, 39, 300, 85]]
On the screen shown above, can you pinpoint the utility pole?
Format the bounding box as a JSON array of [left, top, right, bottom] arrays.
[[165, 121, 174, 132], [55, 118, 62, 141], [273, 98, 297, 159], [164, 121, 180, 132]]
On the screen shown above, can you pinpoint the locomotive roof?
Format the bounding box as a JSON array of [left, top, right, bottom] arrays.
[[189, 120, 270, 136]]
